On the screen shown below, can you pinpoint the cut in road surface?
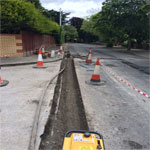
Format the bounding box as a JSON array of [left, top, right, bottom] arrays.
[[40, 52, 88, 150]]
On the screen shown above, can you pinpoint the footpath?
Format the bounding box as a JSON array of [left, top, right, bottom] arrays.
[[0, 50, 63, 150]]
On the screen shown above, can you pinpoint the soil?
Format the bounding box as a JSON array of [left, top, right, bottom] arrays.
[[39, 51, 89, 150]]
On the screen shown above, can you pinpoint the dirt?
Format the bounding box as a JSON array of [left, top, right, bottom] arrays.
[[39, 51, 89, 150]]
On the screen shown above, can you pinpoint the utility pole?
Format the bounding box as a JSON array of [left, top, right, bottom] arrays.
[[59, 8, 63, 44], [59, 8, 62, 26]]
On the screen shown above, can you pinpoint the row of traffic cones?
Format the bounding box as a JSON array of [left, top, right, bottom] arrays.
[[0, 50, 46, 86], [85, 48, 101, 82], [41, 44, 63, 59], [35, 46, 100, 82], [34, 45, 64, 68], [0, 45, 64, 87]]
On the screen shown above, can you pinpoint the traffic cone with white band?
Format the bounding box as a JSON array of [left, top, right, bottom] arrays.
[[91, 58, 100, 82], [0, 76, 3, 84], [35, 50, 44, 67], [86, 48, 92, 63], [59, 45, 63, 54], [0, 76, 9, 87]]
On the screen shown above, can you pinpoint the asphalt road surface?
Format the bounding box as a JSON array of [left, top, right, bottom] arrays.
[[68, 43, 150, 150]]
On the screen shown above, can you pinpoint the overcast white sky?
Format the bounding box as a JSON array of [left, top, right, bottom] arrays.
[[40, 0, 105, 18]]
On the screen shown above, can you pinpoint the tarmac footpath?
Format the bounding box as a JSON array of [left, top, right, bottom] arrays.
[[0, 54, 63, 150]]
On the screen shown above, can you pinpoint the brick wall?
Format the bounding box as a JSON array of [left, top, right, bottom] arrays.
[[21, 31, 56, 56], [0, 34, 23, 57], [0, 31, 56, 57]]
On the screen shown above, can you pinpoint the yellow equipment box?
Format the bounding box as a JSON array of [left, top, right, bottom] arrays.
[[62, 130, 105, 150]]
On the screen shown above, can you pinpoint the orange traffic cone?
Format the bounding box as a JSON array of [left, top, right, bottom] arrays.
[[86, 48, 92, 63], [0, 76, 3, 83], [33, 50, 47, 68], [91, 58, 100, 82], [59, 45, 63, 54], [0, 76, 9, 87]]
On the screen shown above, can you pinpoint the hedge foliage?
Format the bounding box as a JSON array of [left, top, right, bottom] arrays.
[[0, 0, 60, 34]]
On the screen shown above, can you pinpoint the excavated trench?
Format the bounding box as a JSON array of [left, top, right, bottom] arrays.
[[39, 51, 89, 150]]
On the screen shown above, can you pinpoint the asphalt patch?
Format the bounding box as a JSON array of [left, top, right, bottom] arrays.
[[122, 61, 149, 75], [105, 64, 117, 67], [123, 140, 144, 149]]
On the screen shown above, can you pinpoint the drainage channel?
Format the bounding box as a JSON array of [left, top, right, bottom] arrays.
[[39, 51, 89, 150]]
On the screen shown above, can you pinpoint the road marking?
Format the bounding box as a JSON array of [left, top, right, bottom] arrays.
[[101, 64, 150, 99]]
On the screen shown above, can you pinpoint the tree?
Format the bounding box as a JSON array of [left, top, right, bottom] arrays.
[[69, 17, 83, 32], [43, 9, 70, 25], [24, 0, 70, 25], [24, 0, 42, 10], [93, 11, 123, 47], [0, 0, 60, 34], [97, 0, 149, 50], [69, 17, 96, 43], [81, 16, 99, 43], [63, 25, 78, 42]]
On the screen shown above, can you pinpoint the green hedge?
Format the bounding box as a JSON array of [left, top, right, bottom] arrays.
[[0, 0, 60, 34]]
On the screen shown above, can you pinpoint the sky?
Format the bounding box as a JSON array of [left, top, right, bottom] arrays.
[[40, 0, 105, 19]]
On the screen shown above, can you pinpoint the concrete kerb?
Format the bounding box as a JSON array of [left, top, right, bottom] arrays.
[[0, 58, 63, 67]]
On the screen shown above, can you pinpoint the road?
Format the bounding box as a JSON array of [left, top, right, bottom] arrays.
[[68, 43, 150, 150]]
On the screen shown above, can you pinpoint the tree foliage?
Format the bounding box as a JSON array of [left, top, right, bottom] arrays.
[[81, 16, 100, 43], [81, 16, 98, 36], [81, 0, 149, 49], [99, 0, 149, 49], [0, 0, 60, 34], [24, 0, 70, 25], [43, 9, 70, 25], [24, 0, 42, 10], [69, 17, 83, 32], [63, 25, 78, 42]]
